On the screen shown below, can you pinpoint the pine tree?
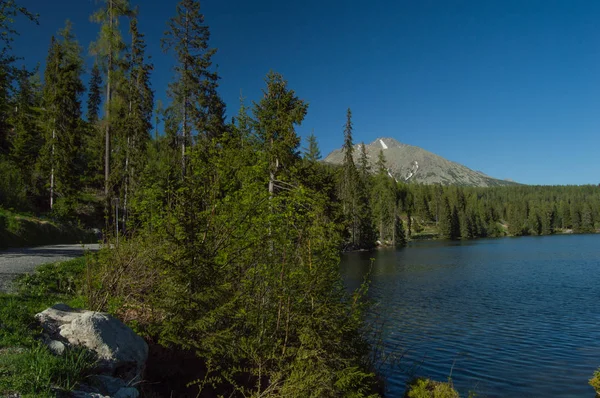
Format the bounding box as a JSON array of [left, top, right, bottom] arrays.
[[162, 0, 225, 174], [82, 62, 104, 189], [39, 22, 85, 210], [120, 14, 154, 230], [87, 63, 102, 123], [461, 209, 476, 239], [581, 203, 595, 233], [303, 131, 321, 162], [571, 202, 582, 233], [253, 71, 308, 197], [358, 142, 371, 182], [438, 195, 454, 239], [451, 204, 461, 239], [0, 1, 37, 155], [541, 204, 555, 235], [339, 108, 358, 245], [90, 0, 131, 196], [154, 98, 163, 141], [560, 200, 571, 229], [9, 67, 42, 176], [372, 149, 394, 243]]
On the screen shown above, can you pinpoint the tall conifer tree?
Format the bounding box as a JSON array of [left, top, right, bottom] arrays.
[[39, 22, 84, 209], [9, 67, 42, 176], [90, 0, 131, 196], [303, 131, 321, 162], [162, 0, 225, 175]]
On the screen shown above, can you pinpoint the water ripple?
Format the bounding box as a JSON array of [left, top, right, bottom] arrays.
[[341, 235, 600, 397]]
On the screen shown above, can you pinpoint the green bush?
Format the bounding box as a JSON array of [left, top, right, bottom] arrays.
[[0, 158, 28, 211], [589, 368, 600, 395], [405, 378, 460, 398], [0, 212, 6, 231]]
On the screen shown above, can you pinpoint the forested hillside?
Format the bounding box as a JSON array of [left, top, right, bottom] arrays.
[[0, 0, 599, 396]]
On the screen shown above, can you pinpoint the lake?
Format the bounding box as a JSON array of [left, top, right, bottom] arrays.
[[340, 234, 600, 397]]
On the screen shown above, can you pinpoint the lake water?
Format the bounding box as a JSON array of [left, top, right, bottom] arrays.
[[340, 234, 600, 397]]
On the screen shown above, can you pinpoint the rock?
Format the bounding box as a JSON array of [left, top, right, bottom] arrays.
[[70, 384, 139, 398], [113, 387, 140, 398], [36, 304, 148, 379], [88, 375, 127, 395], [47, 339, 66, 355], [71, 393, 109, 398]]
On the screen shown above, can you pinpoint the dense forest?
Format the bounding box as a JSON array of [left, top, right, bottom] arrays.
[[0, 0, 599, 396]]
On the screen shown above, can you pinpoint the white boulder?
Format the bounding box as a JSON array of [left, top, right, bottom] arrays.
[[35, 303, 148, 379]]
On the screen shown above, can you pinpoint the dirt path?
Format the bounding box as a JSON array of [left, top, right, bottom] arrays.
[[0, 244, 100, 292]]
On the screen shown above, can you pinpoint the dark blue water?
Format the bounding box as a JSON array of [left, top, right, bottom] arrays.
[[340, 234, 600, 397]]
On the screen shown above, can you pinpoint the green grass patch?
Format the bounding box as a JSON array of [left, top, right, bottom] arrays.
[[0, 257, 97, 397], [16, 257, 87, 297], [0, 343, 97, 397]]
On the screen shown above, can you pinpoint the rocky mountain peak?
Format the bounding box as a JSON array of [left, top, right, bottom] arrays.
[[324, 136, 518, 187]]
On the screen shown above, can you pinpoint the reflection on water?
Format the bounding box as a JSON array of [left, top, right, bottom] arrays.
[[341, 235, 600, 397]]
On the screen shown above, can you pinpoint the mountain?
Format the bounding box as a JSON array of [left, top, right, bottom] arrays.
[[323, 137, 518, 187]]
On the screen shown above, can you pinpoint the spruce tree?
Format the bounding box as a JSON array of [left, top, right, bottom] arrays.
[[438, 195, 453, 239], [9, 67, 42, 176], [253, 71, 308, 197], [87, 63, 102, 124], [357, 142, 371, 182], [39, 22, 84, 210], [303, 131, 321, 162], [121, 14, 154, 229], [451, 204, 461, 239], [571, 202, 582, 233], [340, 108, 359, 246], [162, 0, 226, 174], [82, 62, 104, 189], [0, 1, 37, 155], [90, 0, 131, 196], [581, 203, 594, 233], [541, 204, 555, 235]]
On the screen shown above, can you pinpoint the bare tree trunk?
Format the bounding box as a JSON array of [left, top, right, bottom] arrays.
[[123, 137, 129, 235], [105, 0, 112, 197], [50, 125, 55, 209], [181, 9, 189, 176]]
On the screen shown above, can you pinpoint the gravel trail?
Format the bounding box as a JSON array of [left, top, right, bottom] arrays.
[[0, 244, 100, 293]]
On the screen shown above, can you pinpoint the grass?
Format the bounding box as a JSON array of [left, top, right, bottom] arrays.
[[0, 208, 97, 250], [0, 257, 97, 397]]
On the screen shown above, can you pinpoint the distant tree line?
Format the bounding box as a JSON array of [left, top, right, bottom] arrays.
[[333, 128, 600, 245]]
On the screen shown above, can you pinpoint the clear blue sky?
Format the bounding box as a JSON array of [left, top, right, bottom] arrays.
[[11, 0, 600, 185]]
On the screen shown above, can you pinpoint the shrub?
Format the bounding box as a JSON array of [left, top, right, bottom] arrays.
[[589, 368, 600, 395], [0, 158, 28, 211], [405, 378, 460, 398]]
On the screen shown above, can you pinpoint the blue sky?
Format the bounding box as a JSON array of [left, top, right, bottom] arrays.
[[11, 0, 600, 185]]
